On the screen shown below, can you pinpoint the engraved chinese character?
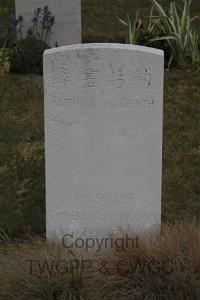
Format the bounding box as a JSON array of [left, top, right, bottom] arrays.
[[120, 98, 136, 109], [55, 66, 72, 85], [141, 99, 154, 108], [107, 63, 124, 88], [133, 69, 151, 88], [81, 67, 99, 88], [84, 98, 96, 108]]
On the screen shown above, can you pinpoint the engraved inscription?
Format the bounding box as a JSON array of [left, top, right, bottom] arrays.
[[63, 228, 111, 237], [120, 98, 154, 109], [54, 98, 96, 108], [107, 63, 124, 88], [53, 209, 153, 222], [133, 69, 151, 88], [74, 192, 134, 204], [81, 66, 99, 88], [54, 66, 72, 85], [50, 116, 80, 128], [53, 97, 154, 110], [66, 209, 106, 221]]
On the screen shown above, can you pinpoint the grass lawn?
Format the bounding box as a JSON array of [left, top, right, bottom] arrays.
[[0, 75, 45, 236], [0, 0, 200, 237]]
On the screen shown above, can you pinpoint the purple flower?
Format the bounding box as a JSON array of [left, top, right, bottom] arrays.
[[32, 16, 38, 24], [27, 27, 33, 36], [44, 6, 49, 13], [8, 15, 16, 31], [50, 16, 55, 25], [17, 15, 24, 22]]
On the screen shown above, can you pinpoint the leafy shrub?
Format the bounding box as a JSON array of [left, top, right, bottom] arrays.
[[119, 0, 199, 69], [0, 6, 55, 74], [118, 11, 171, 68], [118, 10, 142, 45], [148, 0, 200, 68], [10, 6, 55, 74], [11, 36, 49, 74]]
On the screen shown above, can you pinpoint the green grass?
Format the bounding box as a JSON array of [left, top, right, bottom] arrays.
[[0, 0, 199, 236], [0, 75, 45, 236], [162, 70, 200, 222]]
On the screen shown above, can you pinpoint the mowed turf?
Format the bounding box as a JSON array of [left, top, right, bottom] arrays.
[[0, 0, 200, 236]]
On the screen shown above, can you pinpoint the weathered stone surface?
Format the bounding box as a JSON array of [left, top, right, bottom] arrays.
[[44, 43, 164, 239], [15, 0, 81, 47]]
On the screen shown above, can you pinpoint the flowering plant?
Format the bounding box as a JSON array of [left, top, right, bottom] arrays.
[[30, 6, 55, 44]]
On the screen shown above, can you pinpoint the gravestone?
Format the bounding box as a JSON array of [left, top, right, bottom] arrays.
[[15, 0, 81, 47], [44, 44, 164, 240]]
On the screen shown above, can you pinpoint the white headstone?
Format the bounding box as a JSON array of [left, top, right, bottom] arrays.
[[15, 0, 81, 47], [44, 44, 164, 240]]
